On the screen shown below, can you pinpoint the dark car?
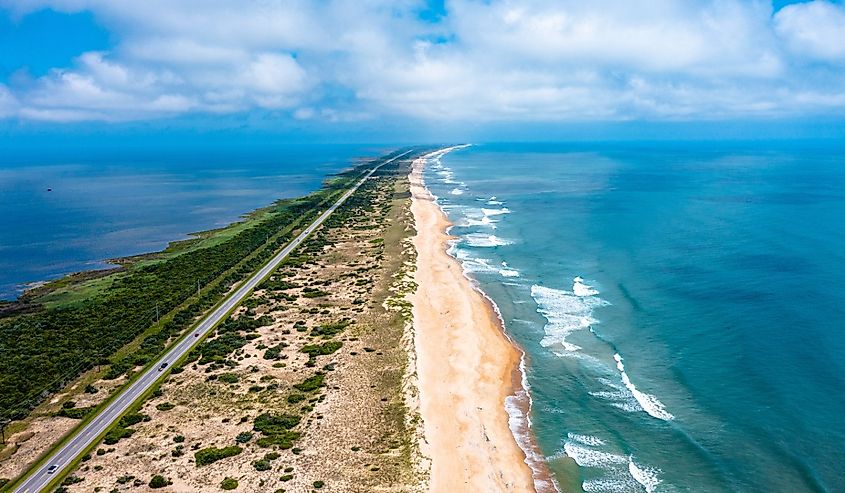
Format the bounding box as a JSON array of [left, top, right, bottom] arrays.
[[158, 362, 168, 371]]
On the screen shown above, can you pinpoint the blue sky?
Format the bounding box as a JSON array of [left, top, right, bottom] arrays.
[[1, 0, 844, 143]]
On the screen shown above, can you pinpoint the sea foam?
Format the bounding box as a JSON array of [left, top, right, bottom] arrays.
[[614, 353, 674, 421], [482, 207, 511, 216], [500, 261, 520, 278], [629, 460, 661, 493], [531, 278, 608, 352], [463, 233, 513, 248], [460, 207, 499, 228], [559, 433, 664, 493]]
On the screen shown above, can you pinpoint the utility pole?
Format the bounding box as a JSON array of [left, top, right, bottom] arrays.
[[155, 304, 160, 323]]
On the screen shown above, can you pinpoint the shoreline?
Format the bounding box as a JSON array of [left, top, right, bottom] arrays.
[[409, 148, 554, 492]]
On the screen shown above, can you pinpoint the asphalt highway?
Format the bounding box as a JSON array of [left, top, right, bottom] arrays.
[[13, 149, 412, 493]]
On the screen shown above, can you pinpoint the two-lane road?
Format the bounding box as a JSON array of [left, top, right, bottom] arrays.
[[14, 149, 413, 493]]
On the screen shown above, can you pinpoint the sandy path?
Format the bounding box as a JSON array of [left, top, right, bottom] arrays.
[[409, 151, 537, 492]]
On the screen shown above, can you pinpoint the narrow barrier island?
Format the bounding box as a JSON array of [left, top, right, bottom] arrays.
[[0, 149, 427, 491]]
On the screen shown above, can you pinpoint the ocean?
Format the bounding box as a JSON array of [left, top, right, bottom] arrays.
[[0, 144, 384, 300], [424, 142, 845, 493]]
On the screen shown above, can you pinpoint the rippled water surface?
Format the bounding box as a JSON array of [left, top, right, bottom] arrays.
[[426, 142, 845, 493]]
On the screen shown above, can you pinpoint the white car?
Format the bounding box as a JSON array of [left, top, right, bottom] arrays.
[[47, 464, 59, 474]]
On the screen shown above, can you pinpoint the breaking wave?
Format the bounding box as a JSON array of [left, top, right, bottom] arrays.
[[463, 233, 513, 247], [531, 278, 608, 352], [614, 353, 674, 421]]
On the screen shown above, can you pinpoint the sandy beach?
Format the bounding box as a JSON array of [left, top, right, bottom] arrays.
[[409, 149, 539, 492]]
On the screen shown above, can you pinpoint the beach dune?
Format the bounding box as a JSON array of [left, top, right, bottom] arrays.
[[409, 150, 538, 492]]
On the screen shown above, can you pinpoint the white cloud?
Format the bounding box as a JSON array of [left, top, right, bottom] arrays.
[[775, 1, 845, 63], [242, 53, 308, 95], [0, 84, 19, 117], [1, 0, 845, 122]]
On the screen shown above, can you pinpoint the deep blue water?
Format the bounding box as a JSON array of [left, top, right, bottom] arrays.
[[426, 143, 845, 493], [0, 144, 385, 299]]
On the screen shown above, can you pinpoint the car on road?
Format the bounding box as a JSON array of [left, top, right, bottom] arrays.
[[158, 362, 168, 371], [47, 464, 59, 474], [194, 332, 200, 337]]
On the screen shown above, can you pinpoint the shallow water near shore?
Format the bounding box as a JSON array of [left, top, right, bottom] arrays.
[[425, 142, 845, 493], [0, 144, 382, 299]]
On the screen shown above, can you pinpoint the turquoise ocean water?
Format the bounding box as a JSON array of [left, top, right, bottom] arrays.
[[425, 143, 845, 493], [0, 144, 383, 299]]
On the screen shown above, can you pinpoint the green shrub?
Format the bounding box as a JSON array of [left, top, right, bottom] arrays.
[[301, 288, 329, 298], [194, 446, 243, 466], [286, 393, 305, 404], [103, 426, 134, 445], [313, 481, 325, 489], [120, 413, 147, 427], [300, 341, 342, 357], [61, 475, 83, 486], [149, 475, 171, 488], [253, 459, 271, 471], [220, 477, 239, 490], [174, 435, 185, 443], [262, 343, 288, 360], [218, 373, 239, 384], [235, 431, 253, 443], [56, 406, 95, 419], [254, 413, 300, 433], [253, 413, 301, 449], [156, 402, 176, 411], [293, 373, 325, 392], [311, 320, 349, 338]]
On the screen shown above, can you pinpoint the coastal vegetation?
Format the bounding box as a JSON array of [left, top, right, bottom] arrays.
[[194, 445, 243, 466], [0, 152, 408, 423], [0, 150, 429, 492]]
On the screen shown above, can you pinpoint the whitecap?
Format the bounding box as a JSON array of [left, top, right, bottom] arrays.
[[463, 233, 512, 247], [450, 188, 464, 195], [591, 378, 643, 413], [629, 460, 661, 493], [567, 433, 606, 447], [451, 249, 497, 274], [582, 478, 636, 493], [460, 208, 497, 228], [500, 269, 520, 277], [531, 283, 608, 352], [563, 442, 627, 468], [614, 353, 674, 421], [482, 207, 511, 216], [573, 276, 600, 297]]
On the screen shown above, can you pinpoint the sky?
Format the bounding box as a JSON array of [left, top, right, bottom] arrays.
[[1, 0, 844, 143]]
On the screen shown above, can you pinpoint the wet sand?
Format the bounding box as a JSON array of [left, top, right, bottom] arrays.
[[409, 150, 538, 492]]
